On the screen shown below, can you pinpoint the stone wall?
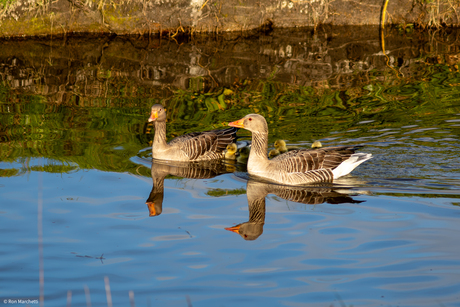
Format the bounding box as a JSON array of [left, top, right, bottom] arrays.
[[0, 0, 459, 38], [2, 26, 459, 104]]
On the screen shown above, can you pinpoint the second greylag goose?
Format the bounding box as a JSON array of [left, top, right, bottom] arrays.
[[228, 114, 372, 185], [148, 104, 238, 161]]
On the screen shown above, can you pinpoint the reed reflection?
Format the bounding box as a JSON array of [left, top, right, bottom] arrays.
[[226, 180, 364, 241], [146, 159, 231, 216]]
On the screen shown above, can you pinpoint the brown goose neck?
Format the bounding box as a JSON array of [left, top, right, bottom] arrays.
[[153, 121, 168, 146], [251, 131, 269, 160]]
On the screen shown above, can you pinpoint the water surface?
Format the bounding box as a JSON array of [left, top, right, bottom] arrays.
[[1, 27, 460, 307]]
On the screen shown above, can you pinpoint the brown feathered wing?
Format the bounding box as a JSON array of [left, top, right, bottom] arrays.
[[169, 127, 238, 160]]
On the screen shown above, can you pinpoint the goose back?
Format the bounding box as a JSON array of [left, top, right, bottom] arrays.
[[271, 146, 359, 173], [168, 127, 238, 161]]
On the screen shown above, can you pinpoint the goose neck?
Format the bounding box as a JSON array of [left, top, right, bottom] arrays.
[[153, 121, 168, 147], [250, 131, 269, 161]]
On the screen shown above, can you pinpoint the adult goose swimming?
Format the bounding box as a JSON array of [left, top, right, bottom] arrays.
[[148, 104, 238, 161], [228, 114, 372, 185]]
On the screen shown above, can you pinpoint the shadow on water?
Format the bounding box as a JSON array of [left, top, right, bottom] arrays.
[[1, 26, 460, 307]]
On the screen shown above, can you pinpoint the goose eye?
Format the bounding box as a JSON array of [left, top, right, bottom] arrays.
[[248, 118, 252, 121]]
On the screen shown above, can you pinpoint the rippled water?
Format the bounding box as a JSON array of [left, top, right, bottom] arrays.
[[1, 28, 460, 306]]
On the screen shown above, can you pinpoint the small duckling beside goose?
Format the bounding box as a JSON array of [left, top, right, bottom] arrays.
[[274, 139, 299, 153], [229, 114, 372, 186], [268, 149, 280, 159], [237, 146, 251, 164], [269, 140, 323, 159], [311, 140, 322, 148], [225, 143, 238, 160], [148, 104, 238, 161]]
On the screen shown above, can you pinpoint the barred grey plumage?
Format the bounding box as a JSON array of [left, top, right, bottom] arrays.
[[148, 104, 238, 161], [229, 114, 372, 186]]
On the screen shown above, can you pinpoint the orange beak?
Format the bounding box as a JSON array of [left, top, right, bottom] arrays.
[[148, 111, 158, 122], [228, 118, 244, 128], [146, 202, 158, 216], [225, 225, 241, 234]]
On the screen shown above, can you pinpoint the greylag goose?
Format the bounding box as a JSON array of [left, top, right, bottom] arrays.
[[228, 114, 372, 185], [148, 104, 238, 161]]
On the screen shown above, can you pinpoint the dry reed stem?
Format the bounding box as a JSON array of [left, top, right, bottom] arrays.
[[104, 276, 112, 307]]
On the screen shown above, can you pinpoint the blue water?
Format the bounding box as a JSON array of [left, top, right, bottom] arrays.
[[1, 143, 460, 306], [2, 31, 460, 307]]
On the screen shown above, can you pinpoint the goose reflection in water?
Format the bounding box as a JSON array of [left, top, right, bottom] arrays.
[[225, 180, 365, 241], [146, 159, 231, 216]]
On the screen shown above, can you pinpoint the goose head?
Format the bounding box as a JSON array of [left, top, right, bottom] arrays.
[[148, 104, 167, 122], [228, 114, 268, 134]]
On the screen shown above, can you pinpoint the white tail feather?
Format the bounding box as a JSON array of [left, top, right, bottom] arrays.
[[332, 153, 372, 179]]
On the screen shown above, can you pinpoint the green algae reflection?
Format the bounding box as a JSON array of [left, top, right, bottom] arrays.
[[1, 60, 460, 178]]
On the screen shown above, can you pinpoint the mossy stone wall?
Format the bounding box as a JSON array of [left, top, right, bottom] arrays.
[[0, 0, 459, 38]]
